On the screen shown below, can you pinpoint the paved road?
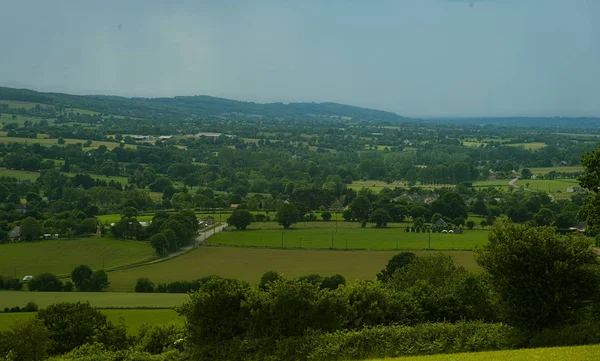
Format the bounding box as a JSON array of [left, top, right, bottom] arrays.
[[142, 222, 227, 265], [509, 177, 519, 188]]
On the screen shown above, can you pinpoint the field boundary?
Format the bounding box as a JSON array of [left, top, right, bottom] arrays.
[[203, 244, 478, 252]]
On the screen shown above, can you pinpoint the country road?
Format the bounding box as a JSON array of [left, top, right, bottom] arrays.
[[136, 222, 228, 266], [509, 177, 519, 188]]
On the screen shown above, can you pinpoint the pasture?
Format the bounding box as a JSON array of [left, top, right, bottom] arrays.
[[0, 309, 182, 334], [514, 178, 579, 192], [377, 345, 600, 361], [106, 247, 479, 291], [0, 238, 155, 277], [209, 222, 488, 251], [0, 291, 185, 310], [505, 142, 546, 150], [0, 168, 40, 181], [348, 180, 408, 192], [529, 166, 584, 174], [0, 135, 136, 149]]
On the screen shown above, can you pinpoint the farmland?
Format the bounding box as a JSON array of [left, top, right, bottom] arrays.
[[0, 309, 181, 334], [208, 222, 488, 251], [375, 345, 600, 361], [0, 290, 185, 309], [529, 166, 584, 174], [0, 135, 135, 149], [0, 238, 155, 277], [506, 142, 546, 150], [105, 247, 479, 291]]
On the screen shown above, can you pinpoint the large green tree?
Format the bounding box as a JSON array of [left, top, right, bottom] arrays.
[[277, 203, 300, 229], [476, 221, 600, 330], [228, 209, 254, 230], [20, 217, 43, 241]]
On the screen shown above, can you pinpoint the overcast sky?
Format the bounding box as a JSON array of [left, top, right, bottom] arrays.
[[0, 0, 598, 118]]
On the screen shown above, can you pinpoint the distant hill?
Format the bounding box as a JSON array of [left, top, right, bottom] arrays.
[[0, 86, 410, 123], [428, 117, 600, 128]]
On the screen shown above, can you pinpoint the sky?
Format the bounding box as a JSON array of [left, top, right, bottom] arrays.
[[0, 0, 598, 118]]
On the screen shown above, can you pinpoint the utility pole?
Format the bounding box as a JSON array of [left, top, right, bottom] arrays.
[[428, 228, 431, 250], [331, 229, 334, 248], [281, 231, 284, 248]]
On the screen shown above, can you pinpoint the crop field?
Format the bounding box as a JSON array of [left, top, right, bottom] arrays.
[[0, 135, 136, 149], [0, 238, 155, 277], [348, 180, 408, 191], [106, 247, 479, 291], [208, 224, 488, 251], [472, 180, 511, 190], [0, 290, 186, 310], [514, 178, 579, 192], [378, 345, 600, 361], [529, 166, 584, 174], [505, 142, 546, 150], [0, 309, 181, 334]]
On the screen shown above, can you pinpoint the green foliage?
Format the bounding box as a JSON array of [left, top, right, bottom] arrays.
[[277, 203, 301, 229], [36, 302, 109, 355], [369, 207, 391, 228], [321, 211, 332, 222], [258, 270, 283, 291], [70, 265, 108, 291], [136, 322, 185, 355], [228, 209, 254, 230], [0, 319, 50, 361], [135, 278, 155, 293], [29, 273, 63, 292], [376, 252, 417, 282], [349, 195, 371, 221], [341, 280, 392, 329], [476, 221, 600, 330], [20, 216, 43, 241], [71, 264, 93, 290]]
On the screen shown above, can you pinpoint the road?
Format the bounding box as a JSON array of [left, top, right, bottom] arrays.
[[509, 178, 519, 188], [140, 222, 228, 266]]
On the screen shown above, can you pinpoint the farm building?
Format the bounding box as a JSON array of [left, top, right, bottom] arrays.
[[8, 226, 20, 241], [566, 186, 583, 193], [433, 218, 448, 229]]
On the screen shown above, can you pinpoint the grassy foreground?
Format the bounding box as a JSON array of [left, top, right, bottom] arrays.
[[0, 291, 186, 309], [379, 344, 600, 361], [106, 247, 479, 291], [0, 309, 181, 334], [0, 238, 155, 277]]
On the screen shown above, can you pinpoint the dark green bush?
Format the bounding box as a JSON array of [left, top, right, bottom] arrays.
[[528, 322, 600, 348], [137, 322, 185, 354], [23, 301, 39, 312], [135, 278, 155, 293], [29, 273, 63, 292]]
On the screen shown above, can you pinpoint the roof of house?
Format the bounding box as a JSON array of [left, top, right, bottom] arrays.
[[433, 218, 448, 228]]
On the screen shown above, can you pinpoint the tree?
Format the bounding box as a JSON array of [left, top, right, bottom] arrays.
[[0, 319, 50, 361], [36, 302, 109, 355], [473, 198, 487, 216], [466, 220, 475, 230], [150, 233, 170, 256], [258, 270, 283, 291], [476, 221, 600, 330], [431, 192, 467, 220], [29, 273, 63, 292], [376, 252, 417, 282], [348, 195, 371, 222], [57, 137, 65, 145], [88, 270, 109, 291], [135, 278, 155, 293], [20, 217, 43, 241], [413, 217, 425, 229], [369, 207, 391, 228], [71, 265, 93, 291], [521, 168, 533, 179], [321, 211, 332, 221], [277, 203, 300, 229], [228, 209, 254, 230], [533, 207, 556, 226]]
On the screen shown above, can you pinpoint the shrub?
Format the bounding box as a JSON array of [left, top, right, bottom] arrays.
[[135, 278, 156, 293], [254, 214, 266, 222], [62, 281, 74, 292], [0, 319, 50, 361], [29, 273, 63, 292], [137, 322, 185, 354], [23, 301, 39, 312], [258, 270, 283, 291], [528, 321, 600, 348]]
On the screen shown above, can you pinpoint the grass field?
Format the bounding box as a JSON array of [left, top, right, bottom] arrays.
[[0, 290, 186, 309], [506, 142, 546, 150], [348, 180, 407, 192], [106, 247, 479, 291], [0, 168, 129, 185], [529, 166, 584, 175], [0, 135, 136, 149], [472, 180, 511, 190], [0, 238, 155, 277], [515, 178, 579, 192], [208, 222, 488, 251], [377, 345, 600, 361], [0, 309, 181, 334]]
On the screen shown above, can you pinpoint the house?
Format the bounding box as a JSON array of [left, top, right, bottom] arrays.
[[8, 226, 20, 242], [433, 218, 448, 229], [566, 186, 583, 193], [230, 204, 240, 209], [200, 217, 215, 227]]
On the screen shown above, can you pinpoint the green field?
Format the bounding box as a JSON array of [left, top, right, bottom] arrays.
[[529, 166, 584, 175], [348, 180, 406, 192], [0, 168, 40, 181], [106, 247, 479, 291], [472, 180, 511, 190], [0, 135, 135, 149], [0, 309, 181, 334], [506, 142, 546, 150], [377, 345, 600, 361], [515, 178, 579, 192], [0, 290, 186, 309], [208, 222, 488, 251], [0, 238, 155, 277]]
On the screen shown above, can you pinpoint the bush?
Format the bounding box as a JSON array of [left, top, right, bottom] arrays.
[[528, 321, 600, 348], [2, 277, 23, 290], [62, 281, 74, 292], [137, 322, 185, 354], [29, 273, 63, 292], [254, 214, 266, 222], [0, 319, 50, 361], [23, 301, 39, 312], [135, 278, 155, 293]]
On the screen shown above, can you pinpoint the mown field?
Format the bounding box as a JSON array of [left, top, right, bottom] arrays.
[[209, 222, 488, 251], [0, 238, 155, 277], [378, 345, 600, 361], [529, 166, 584, 174], [514, 178, 579, 192], [506, 142, 546, 150], [0, 134, 136, 149], [0, 309, 181, 334], [0, 291, 185, 309], [0, 168, 130, 185], [105, 247, 479, 291]]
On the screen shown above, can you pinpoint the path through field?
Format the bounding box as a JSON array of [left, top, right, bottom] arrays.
[[508, 177, 519, 188]]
